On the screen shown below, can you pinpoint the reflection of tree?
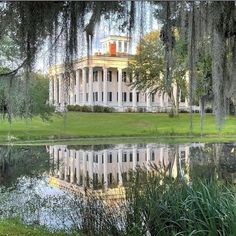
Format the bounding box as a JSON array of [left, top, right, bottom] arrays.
[[219, 143, 236, 183], [189, 143, 236, 183], [0, 145, 50, 186], [189, 144, 218, 180]]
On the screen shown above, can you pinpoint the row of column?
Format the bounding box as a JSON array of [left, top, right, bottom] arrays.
[[50, 145, 171, 189], [49, 67, 159, 111]]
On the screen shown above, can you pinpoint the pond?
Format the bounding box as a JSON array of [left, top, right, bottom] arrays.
[[0, 142, 236, 232]]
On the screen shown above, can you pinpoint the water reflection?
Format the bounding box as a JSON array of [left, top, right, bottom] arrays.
[[1, 142, 236, 231], [0, 145, 49, 186], [48, 142, 236, 198], [48, 144, 191, 199]]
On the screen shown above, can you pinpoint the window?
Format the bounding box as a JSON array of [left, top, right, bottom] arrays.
[[93, 71, 98, 82], [93, 173, 98, 185], [102, 154, 104, 163], [74, 95, 76, 103], [152, 93, 155, 102], [122, 72, 127, 82], [108, 153, 112, 163], [130, 153, 133, 162], [93, 92, 98, 102], [108, 173, 113, 184], [122, 153, 127, 162], [107, 71, 112, 82], [108, 92, 112, 102], [86, 93, 88, 102], [129, 93, 133, 102], [151, 152, 155, 161], [137, 152, 139, 162], [122, 172, 127, 182], [93, 154, 98, 163], [123, 92, 127, 102], [117, 92, 118, 101], [137, 92, 139, 102]]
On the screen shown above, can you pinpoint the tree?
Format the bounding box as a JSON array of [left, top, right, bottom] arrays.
[[129, 30, 188, 115], [0, 72, 53, 121], [0, 1, 235, 128]]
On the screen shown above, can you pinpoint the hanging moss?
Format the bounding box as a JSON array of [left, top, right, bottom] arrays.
[[0, 1, 235, 129]]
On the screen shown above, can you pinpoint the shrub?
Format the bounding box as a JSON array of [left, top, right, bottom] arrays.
[[67, 105, 114, 113], [81, 105, 92, 112], [93, 105, 104, 112], [205, 107, 213, 113]]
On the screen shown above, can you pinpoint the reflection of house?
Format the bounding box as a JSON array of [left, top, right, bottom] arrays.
[[48, 144, 190, 198], [48, 35, 189, 112]]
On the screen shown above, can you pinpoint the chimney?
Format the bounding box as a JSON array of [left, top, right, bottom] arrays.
[[109, 41, 116, 56]]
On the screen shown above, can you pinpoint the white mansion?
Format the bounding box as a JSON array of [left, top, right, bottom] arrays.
[[48, 35, 189, 112]]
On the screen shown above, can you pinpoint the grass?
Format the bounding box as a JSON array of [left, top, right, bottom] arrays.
[[0, 112, 236, 143], [0, 219, 75, 236]]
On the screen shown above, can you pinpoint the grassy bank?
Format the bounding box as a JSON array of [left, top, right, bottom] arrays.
[[0, 112, 235, 142], [0, 220, 74, 236]]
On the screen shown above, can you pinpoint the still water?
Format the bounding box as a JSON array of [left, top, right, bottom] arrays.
[[0, 142, 236, 230]]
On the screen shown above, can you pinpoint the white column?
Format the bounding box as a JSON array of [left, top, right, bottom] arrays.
[[98, 70, 102, 104], [118, 148, 123, 186], [160, 147, 164, 167], [146, 144, 151, 171], [64, 149, 69, 182], [75, 70, 80, 104], [53, 76, 58, 105], [98, 152, 103, 183], [103, 150, 108, 190], [132, 78, 137, 110], [58, 73, 64, 107], [59, 148, 64, 180], [122, 41, 125, 52], [82, 152, 86, 188], [132, 145, 137, 171], [88, 151, 93, 185], [70, 150, 75, 183], [146, 89, 151, 112], [69, 73, 74, 105], [49, 77, 53, 105], [75, 151, 80, 185], [54, 147, 59, 177], [160, 92, 164, 108], [103, 67, 108, 106], [88, 67, 93, 105], [82, 68, 86, 104], [118, 68, 122, 109]]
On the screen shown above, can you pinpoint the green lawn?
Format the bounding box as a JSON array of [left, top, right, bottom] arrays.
[[0, 220, 75, 236], [0, 112, 235, 143]]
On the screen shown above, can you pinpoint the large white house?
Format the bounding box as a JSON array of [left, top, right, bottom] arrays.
[[48, 35, 189, 112]]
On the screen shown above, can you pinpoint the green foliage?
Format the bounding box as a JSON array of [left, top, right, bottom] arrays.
[[0, 72, 54, 121], [129, 30, 188, 115], [67, 105, 114, 113], [125, 171, 236, 236]]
